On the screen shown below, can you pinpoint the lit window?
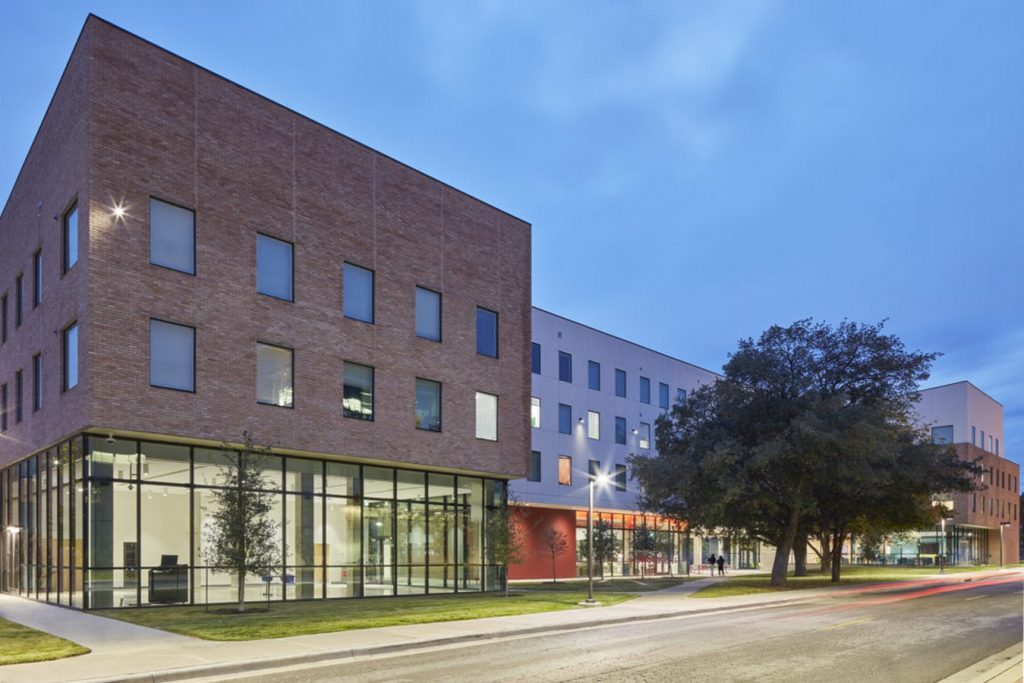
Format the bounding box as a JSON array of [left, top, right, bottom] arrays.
[[529, 451, 542, 482], [150, 198, 196, 274], [415, 378, 441, 431], [256, 234, 293, 301], [615, 416, 626, 445], [531, 396, 541, 428], [615, 369, 626, 398], [256, 343, 293, 407], [63, 202, 78, 273], [559, 351, 572, 383], [531, 342, 541, 374], [62, 322, 78, 390], [343, 362, 374, 420], [475, 391, 498, 441], [659, 382, 669, 409], [587, 410, 600, 440], [150, 319, 195, 392], [558, 456, 572, 486], [558, 403, 572, 434], [639, 422, 650, 449], [415, 287, 441, 341], [476, 307, 498, 357], [640, 376, 651, 404]]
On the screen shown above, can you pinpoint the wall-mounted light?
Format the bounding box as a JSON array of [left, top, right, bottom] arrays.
[[111, 203, 126, 221], [5, 525, 21, 535], [578, 417, 584, 424], [631, 428, 638, 435]]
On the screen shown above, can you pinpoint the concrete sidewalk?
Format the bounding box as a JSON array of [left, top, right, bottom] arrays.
[[1, 570, 1019, 683]]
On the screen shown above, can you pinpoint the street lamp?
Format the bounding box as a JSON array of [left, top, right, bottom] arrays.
[[999, 521, 1011, 567], [582, 471, 611, 606]]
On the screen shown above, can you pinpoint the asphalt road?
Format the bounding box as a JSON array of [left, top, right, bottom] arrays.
[[228, 574, 1023, 683]]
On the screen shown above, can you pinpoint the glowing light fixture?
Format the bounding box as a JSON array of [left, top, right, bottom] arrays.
[[111, 203, 126, 221]]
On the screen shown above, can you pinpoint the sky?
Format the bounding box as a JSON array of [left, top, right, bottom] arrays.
[[1, 2, 1022, 479]]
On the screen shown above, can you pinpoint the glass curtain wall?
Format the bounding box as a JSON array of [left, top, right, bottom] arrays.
[[0, 433, 507, 609]]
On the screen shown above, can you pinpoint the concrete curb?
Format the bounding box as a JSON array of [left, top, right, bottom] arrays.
[[938, 643, 1023, 683]]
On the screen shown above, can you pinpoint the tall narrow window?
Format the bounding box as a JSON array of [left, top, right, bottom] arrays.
[[559, 351, 572, 383], [0, 383, 6, 431], [415, 286, 441, 341], [62, 322, 78, 390], [15, 274, 23, 328], [475, 391, 498, 441], [33, 250, 42, 307], [1, 293, 6, 344], [971, 426, 976, 446], [587, 410, 600, 440], [588, 360, 601, 390], [639, 422, 650, 449], [677, 388, 687, 404], [529, 451, 542, 482], [558, 456, 572, 486], [615, 416, 627, 445], [256, 234, 294, 301], [640, 376, 651, 404], [150, 198, 196, 274], [980, 431, 985, 451], [343, 362, 374, 420], [149, 319, 195, 392], [63, 202, 78, 273], [256, 342, 293, 407], [659, 382, 669, 409], [531, 342, 541, 374], [614, 464, 627, 491], [15, 369, 23, 424], [530, 396, 541, 428], [588, 459, 601, 481], [476, 307, 498, 357], [343, 262, 374, 323], [558, 403, 572, 434], [615, 369, 626, 398], [32, 352, 42, 412], [995, 438, 999, 456], [415, 378, 441, 431]]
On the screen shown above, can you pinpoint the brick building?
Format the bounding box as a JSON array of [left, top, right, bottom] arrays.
[[0, 15, 531, 608]]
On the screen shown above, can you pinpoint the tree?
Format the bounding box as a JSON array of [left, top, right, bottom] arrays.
[[592, 520, 618, 579], [486, 499, 527, 597], [632, 522, 658, 580], [542, 528, 569, 582], [631, 319, 978, 587], [202, 432, 281, 612]]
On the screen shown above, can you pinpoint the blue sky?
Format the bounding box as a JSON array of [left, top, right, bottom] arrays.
[[1, 2, 1022, 478]]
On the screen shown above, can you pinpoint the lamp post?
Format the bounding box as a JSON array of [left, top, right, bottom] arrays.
[[583, 472, 611, 606], [999, 522, 1011, 567]]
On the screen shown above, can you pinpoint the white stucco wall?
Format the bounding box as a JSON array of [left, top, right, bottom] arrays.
[[915, 381, 1005, 455]]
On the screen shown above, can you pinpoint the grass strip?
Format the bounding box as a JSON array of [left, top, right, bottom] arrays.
[[0, 617, 89, 666]]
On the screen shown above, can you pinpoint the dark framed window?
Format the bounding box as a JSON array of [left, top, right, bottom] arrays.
[[415, 286, 441, 341], [614, 464, 627, 491], [15, 369, 23, 423], [150, 198, 196, 274], [256, 233, 294, 301], [256, 342, 294, 408], [32, 352, 42, 412], [343, 362, 374, 420], [558, 455, 572, 486], [615, 416, 627, 445], [415, 378, 441, 431], [588, 459, 600, 481], [677, 388, 687, 404], [15, 273, 23, 328], [1, 293, 6, 344], [639, 422, 650, 449], [640, 376, 651, 404], [659, 382, 669, 409], [931, 425, 953, 444], [149, 319, 195, 392], [615, 369, 626, 398], [33, 250, 42, 307], [475, 391, 498, 441], [531, 342, 541, 374], [0, 383, 6, 431], [62, 321, 78, 390], [476, 307, 498, 357], [558, 403, 572, 434], [588, 360, 600, 390], [558, 351, 572, 383], [62, 202, 78, 273], [343, 262, 374, 323], [529, 451, 542, 482]]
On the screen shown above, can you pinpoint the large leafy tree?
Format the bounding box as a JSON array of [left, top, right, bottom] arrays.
[[631, 319, 977, 587]]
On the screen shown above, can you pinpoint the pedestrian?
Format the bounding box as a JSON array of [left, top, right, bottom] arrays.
[[707, 553, 716, 576], [717, 555, 725, 576]]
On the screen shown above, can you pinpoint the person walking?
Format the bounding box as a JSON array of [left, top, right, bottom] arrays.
[[707, 553, 717, 576], [717, 555, 726, 576]]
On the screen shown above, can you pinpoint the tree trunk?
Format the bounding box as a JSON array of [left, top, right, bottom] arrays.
[[819, 534, 831, 574], [831, 531, 845, 583], [771, 505, 802, 587], [504, 565, 509, 598], [551, 553, 557, 583], [794, 533, 808, 577], [237, 568, 246, 613]]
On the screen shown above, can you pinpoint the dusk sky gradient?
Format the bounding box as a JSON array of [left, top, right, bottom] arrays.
[[2, 2, 1021, 479]]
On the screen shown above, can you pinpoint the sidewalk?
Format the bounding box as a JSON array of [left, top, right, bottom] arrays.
[[1, 570, 1019, 683]]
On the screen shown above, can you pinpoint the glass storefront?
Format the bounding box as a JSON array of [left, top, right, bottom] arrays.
[[0, 433, 508, 608], [867, 526, 991, 566]]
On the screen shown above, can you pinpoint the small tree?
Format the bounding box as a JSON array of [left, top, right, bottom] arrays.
[[542, 528, 569, 583], [486, 501, 526, 597], [202, 432, 281, 613], [632, 523, 658, 579], [593, 520, 618, 579]]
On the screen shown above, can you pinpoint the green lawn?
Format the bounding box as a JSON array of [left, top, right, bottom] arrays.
[[0, 618, 89, 666], [98, 590, 636, 641], [691, 564, 1009, 598], [515, 576, 698, 593]]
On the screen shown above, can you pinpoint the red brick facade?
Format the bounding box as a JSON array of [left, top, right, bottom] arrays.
[[953, 445, 1021, 564], [0, 16, 531, 480]]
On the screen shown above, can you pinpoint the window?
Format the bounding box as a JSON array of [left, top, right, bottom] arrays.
[[150, 198, 196, 274], [659, 382, 669, 409], [531, 342, 541, 374], [980, 431, 985, 451], [529, 451, 542, 482], [558, 456, 572, 486], [615, 416, 627, 445], [588, 459, 600, 481], [989, 435, 994, 452], [415, 287, 441, 341], [0, 383, 5, 431], [149, 319, 195, 392], [1, 293, 6, 343], [475, 391, 498, 441], [343, 362, 374, 420], [15, 273, 23, 328], [995, 438, 999, 456], [32, 352, 42, 412], [614, 464, 627, 491], [640, 376, 651, 404], [256, 234, 293, 301], [33, 250, 42, 307], [531, 396, 541, 428], [615, 369, 626, 398], [476, 307, 498, 357], [931, 425, 953, 444], [971, 426, 976, 446], [587, 410, 600, 440], [677, 388, 687, 404], [256, 343, 293, 407], [558, 351, 572, 383], [558, 403, 572, 434], [62, 322, 78, 390], [639, 422, 650, 449], [588, 360, 601, 390], [63, 202, 78, 273], [15, 369, 22, 423], [415, 378, 441, 431], [343, 263, 374, 322]]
